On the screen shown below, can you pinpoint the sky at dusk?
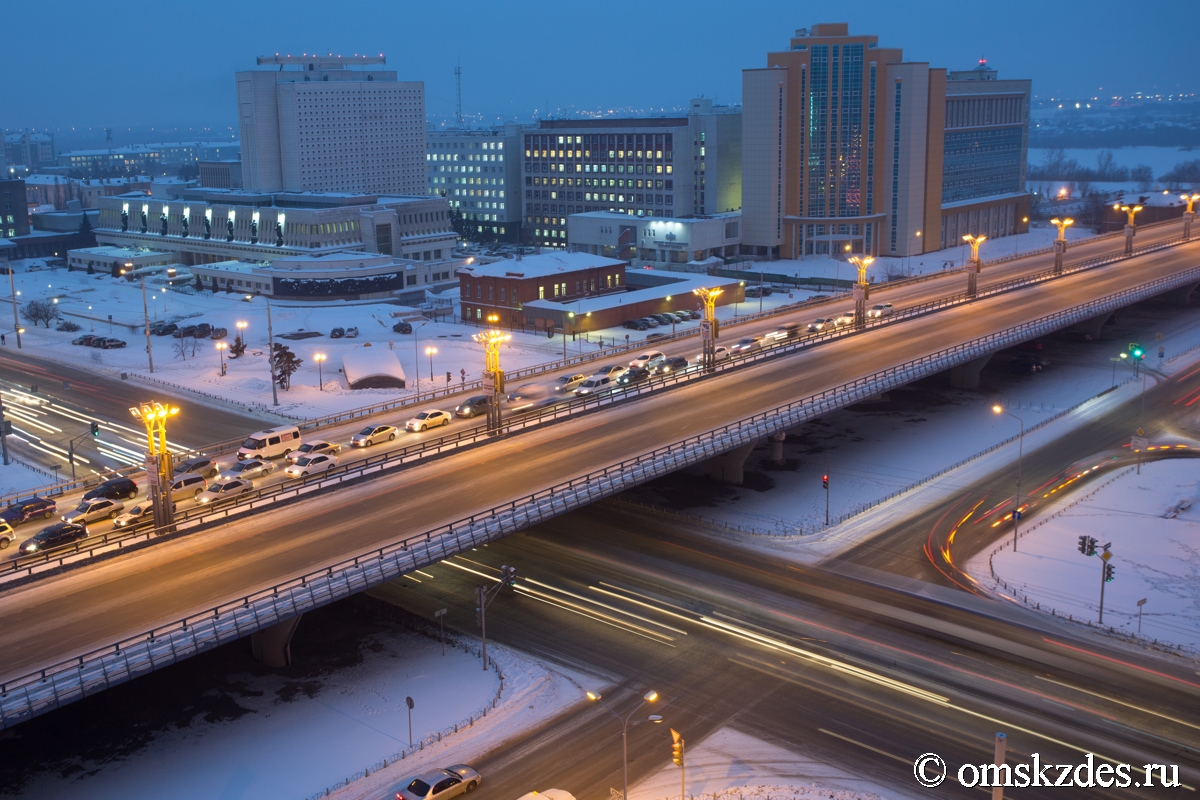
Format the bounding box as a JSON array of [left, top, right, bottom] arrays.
[[4, 0, 1196, 134]]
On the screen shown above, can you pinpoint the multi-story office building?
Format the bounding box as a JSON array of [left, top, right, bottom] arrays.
[[4, 131, 56, 170], [427, 122, 526, 241], [0, 179, 30, 239], [93, 188, 457, 268], [741, 24, 1030, 260], [56, 142, 238, 177], [236, 54, 426, 196], [521, 98, 741, 249], [568, 211, 741, 269]]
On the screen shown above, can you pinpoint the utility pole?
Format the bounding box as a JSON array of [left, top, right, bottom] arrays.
[[141, 278, 155, 373], [266, 297, 279, 406], [9, 268, 22, 349], [1098, 545, 1114, 623], [475, 565, 516, 670], [823, 461, 830, 527], [0, 392, 9, 466]]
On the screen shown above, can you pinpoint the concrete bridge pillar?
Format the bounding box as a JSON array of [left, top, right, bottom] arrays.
[[1163, 280, 1200, 306], [949, 354, 993, 390], [706, 442, 757, 485], [250, 614, 302, 668], [768, 432, 786, 465], [1066, 312, 1112, 341]]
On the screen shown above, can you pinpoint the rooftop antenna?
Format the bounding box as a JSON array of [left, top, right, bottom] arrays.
[[455, 59, 464, 129]]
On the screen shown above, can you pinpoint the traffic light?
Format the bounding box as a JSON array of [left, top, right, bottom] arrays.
[[500, 564, 517, 587], [670, 729, 684, 767], [90, 422, 100, 437], [1085, 537, 1097, 556], [1129, 343, 1144, 359], [1104, 563, 1115, 582], [1077, 535, 1090, 555], [822, 474, 829, 489]]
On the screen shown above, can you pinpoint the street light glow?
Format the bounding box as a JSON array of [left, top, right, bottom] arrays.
[[586, 691, 601, 701]]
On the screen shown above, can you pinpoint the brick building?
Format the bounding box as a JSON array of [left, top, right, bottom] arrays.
[[457, 251, 627, 329]]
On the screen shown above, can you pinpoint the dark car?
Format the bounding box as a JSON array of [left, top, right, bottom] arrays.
[[174, 325, 199, 339], [19, 522, 89, 555], [670, 311, 691, 322], [209, 327, 228, 340], [155, 323, 179, 336], [622, 319, 648, 331], [454, 395, 490, 418], [193, 323, 212, 338], [148, 320, 168, 334], [330, 327, 345, 339], [1011, 353, 1049, 368], [393, 321, 413, 334], [99, 338, 127, 349], [616, 366, 651, 386], [1, 496, 57, 526], [645, 332, 669, 342], [88, 336, 111, 347], [72, 334, 98, 346], [653, 356, 690, 375], [651, 314, 676, 326], [639, 317, 660, 328], [687, 309, 703, 319], [83, 477, 139, 502], [174, 456, 221, 479]]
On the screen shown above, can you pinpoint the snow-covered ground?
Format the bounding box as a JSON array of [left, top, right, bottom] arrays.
[[972, 459, 1200, 652], [12, 627, 596, 800], [630, 727, 914, 800], [0, 456, 54, 496]]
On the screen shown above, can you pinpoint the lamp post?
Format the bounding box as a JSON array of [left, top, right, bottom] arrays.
[[1182, 193, 1199, 240], [425, 346, 437, 383], [962, 234, 986, 297], [1050, 217, 1074, 275], [257, 296, 280, 407], [1013, 217, 1027, 258], [693, 286, 723, 373], [314, 352, 326, 390], [907, 230, 922, 275], [1114, 203, 1142, 255], [413, 320, 429, 394], [736, 281, 744, 317], [129, 401, 179, 534], [586, 690, 658, 800], [6, 268, 20, 349], [473, 316, 510, 434], [993, 405, 1024, 551], [215, 341, 227, 376], [235, 320, 247, 355], [847, 256, 874, 328], [140, 278, 154, 373]]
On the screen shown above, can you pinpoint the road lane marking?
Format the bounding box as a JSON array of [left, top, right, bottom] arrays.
[[524, 578, 687, 635], [1036, 675, 1200, 732], [817, 727, 911, 765], [513, 586, 675, 646]]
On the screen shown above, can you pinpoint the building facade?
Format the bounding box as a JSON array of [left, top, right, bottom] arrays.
[[199, 160, 243, 189], [93, 188, 456, 267], [57, 142, 237, 177], [427, 121, 526, 241], [520, 98, 742, 249], [741, 24, 1031, 260], [4, 131, 55, 170], [567, 211, 741, 269], [457, 251, 627, 328], [0, 180, 30, 239], [236, 54, 425, 195]]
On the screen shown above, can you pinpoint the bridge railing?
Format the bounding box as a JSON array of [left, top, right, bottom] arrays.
[[4, 257, 1200, 728]]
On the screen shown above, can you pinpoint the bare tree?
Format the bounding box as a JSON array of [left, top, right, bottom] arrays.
[[22, 299, 60, 328], [171, 336, 199, 360]]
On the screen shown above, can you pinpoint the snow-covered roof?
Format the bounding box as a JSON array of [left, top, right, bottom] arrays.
[[342, 348, 407, 390], [457, 251, 625, 280], [524, 269, 741, 314]]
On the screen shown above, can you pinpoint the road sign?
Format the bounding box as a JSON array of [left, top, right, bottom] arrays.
[[1136, 597, 1147, 607], [1159, 346, 1165, 358], [610, 790, 624, 800], [433, 608, 447, 618], [1131, 436, 1148, 450], [1101, 550, 1112, 561], [1155, 332, 1164, 341]]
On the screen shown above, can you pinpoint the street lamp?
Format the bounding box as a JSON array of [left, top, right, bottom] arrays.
[[693, 286, 723, 372], [848, 256, 874, 327], [6, 268, 20, 349], [907, 230, 921, 275], [129, 401, 180, 533], [587, 689, 658, 800], [1013, 218, 1027, 258], [992, 404, 1024, 550], [314, 352, 326, 390], [962, 234, 986, 297], [1050, 217, 1074, 275], [1182, 193, 1200, 240], [425, 346, 437, 383], [473, 320, 510, 433], [215, 341, 227, 376], [1114, 203, 1142, 255]]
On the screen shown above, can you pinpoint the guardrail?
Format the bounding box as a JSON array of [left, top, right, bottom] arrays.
[[2, 224, 1193, 511], [4, 257, 1200, 728]]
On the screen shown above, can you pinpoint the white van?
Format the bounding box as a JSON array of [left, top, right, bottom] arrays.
[[574, 376, 612, 396], [237, 426, 301, 460]]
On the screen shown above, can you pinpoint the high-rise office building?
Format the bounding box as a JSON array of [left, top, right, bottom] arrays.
[[427, 122, 527, 242], [236, 54, 427, 195], [741, 24, 1029, 259], [521, 98, 741, 249]]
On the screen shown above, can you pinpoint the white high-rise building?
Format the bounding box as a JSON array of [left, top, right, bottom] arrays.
[[236, 54, 427, 195]]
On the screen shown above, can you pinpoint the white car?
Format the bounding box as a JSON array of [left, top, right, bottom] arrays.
[[406, 410, 451, 432], [196, 478, 253, 505], [0, 520, 16, 549], [593, 365, 627, 380], [113, 502, 154, 529], [286, 440, 341, 464], [352, 425, 398, 447], [551, 374, 588, 393], [806, 318, 837, 333], [694, 346, 732, 362], [867, 303, 894, 318], [219, 458, 275, 481], [730, 337, 762, 354], [62, 497, 125, 524], [285, 453, 339, 478], [629, 351, 665, 369], [834, 310, 855, 326]]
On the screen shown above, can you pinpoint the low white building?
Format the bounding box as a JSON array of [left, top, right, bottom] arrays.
[[567, 211, 741, 271], [67, 245, 175, 274]]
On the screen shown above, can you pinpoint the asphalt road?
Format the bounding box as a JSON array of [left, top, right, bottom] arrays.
[[1, 236, 1198, 687], [368, 506, 1200, 800]]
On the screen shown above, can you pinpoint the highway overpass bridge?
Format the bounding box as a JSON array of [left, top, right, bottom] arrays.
[[1, 223, 1199, 728]]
